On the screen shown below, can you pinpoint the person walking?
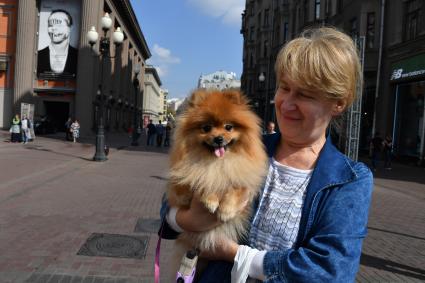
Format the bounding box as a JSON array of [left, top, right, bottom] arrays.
[[21, 115, 30, 144], [370, 132, 383, 171], [10, 114, 21, 143], [164, 123, 172, 147], [146, 120, 156, 146], [70, 119, 80, 143], [383, 135, 393, 169], [156, 120, 165, 147], [65, 117, 72, 141], [160, 27, 373, 282]]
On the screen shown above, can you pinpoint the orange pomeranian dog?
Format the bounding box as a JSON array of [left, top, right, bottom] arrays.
[[166, 89, 268, 275]]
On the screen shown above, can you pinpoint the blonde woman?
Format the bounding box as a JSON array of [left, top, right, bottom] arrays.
[[160, 27, 373, 282]]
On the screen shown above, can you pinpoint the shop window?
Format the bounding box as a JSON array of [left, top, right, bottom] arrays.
[[366, 12, 375, 49], [395, 81, 425, 157]]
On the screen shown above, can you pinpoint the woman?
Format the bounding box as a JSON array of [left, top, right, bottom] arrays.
[[70, 119, 80, 143], [160, 27, 373, 282], [10, 114, 21, 143]]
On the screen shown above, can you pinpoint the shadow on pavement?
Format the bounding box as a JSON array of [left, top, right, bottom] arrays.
[[24, 145, 92, 161], [359, 155, 425, 185], [367, 226, 425, 241], [360, 253, 425, 280]]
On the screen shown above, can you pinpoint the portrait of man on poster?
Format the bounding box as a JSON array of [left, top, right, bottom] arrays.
[[37, 9, 78, 77]]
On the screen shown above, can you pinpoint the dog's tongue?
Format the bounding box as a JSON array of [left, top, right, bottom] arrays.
[[214, 147, 225, 158]]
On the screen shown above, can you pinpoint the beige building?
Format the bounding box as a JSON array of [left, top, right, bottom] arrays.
[[3, 0, 151, 136], [142, 65, 162, 125], [160, 88, 168, 122]]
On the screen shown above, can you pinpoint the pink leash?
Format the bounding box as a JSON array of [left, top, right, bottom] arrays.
[[155, 221, 164, 283]]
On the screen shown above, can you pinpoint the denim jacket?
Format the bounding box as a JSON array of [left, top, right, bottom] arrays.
[[160, 133, 373, 283]]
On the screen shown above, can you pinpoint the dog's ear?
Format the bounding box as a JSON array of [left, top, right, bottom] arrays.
[[188, 89, 209, 107], [223, 90, 248, 105]]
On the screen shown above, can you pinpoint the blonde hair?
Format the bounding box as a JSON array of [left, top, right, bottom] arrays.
[[275, 27, 362, 109]]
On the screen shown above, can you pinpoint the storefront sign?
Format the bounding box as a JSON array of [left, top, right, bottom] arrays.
[[37, 0, 81, 80], [390, 53, 425, 81]]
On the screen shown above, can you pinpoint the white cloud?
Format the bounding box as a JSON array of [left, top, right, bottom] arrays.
[[186, 0, 244, 26], [153, 44, 181, 64], [147, 44, 181, 77]]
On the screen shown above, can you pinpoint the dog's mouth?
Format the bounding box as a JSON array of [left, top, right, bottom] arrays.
[[203, 139, 235, 158]]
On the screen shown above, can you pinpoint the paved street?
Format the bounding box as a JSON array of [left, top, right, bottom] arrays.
[[0, 130, 424, 283]]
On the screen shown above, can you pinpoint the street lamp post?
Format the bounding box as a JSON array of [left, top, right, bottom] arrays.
[[131, 64, 141, 146], [87, 13, 124, 161]]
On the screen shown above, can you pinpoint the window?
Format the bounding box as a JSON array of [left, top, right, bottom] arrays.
[[263, 40, 268, 58], [304, 0, 310, 23], [366, 12, 375, 48], [404, 0, 420, 41], [250, 26, 255, 40], [283, 22, 289, 41], [258, 11, 262, 26], [350, 17, 358, 38], [315, 0, 321, 20], [264, 9, 269, 26], [337, 0, 343, 13]]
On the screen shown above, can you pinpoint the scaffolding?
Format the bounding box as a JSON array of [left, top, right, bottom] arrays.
[[344, 36, 366, 161]]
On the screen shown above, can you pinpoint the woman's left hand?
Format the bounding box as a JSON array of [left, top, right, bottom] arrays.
[[200, 237, 239, 262]]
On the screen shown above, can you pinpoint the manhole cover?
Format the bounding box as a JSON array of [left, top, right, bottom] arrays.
[[134, 218, 161, 233], [77, 233, 149, 259]]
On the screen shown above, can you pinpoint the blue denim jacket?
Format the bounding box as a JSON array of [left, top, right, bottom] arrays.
[[161, 133, 373, 282]]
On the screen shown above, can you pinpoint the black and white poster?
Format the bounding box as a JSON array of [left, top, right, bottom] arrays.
[[37, 0, 81, 79]]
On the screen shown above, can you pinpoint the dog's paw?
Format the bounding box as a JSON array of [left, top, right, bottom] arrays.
[[201, 195, 220, 213], [217, 207, 237, 222]]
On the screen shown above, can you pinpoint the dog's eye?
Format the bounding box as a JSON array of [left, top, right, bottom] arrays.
[[202, 125, 212, 133], [224, 124, 233, 131]]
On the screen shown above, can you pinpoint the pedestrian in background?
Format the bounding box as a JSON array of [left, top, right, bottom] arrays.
[[146, 119, 156, 146], [10, 114, 21, 143], [65, 117, 72, 141], [70, 119, 80, 143], [156, 120, 164, 147], [264, 121, 277, 135], [383, 135, 393, 170], [164, 123, 172, 147], [370, 132, 383, 171], [21, 115, 30, 144]]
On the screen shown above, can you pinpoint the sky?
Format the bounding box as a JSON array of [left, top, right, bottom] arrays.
[[130, 0, 245, 99]]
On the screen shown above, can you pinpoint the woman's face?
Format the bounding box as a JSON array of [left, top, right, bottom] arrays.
[[274, 75, 344, 146]]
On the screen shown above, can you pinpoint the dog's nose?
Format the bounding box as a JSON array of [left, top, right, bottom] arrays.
[[213, 136, 224, 145]]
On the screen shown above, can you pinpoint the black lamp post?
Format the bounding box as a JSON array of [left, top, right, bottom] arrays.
[[87, 13, 124, 161], [258, 72, 266, 122], [131, 65, 141, 146]]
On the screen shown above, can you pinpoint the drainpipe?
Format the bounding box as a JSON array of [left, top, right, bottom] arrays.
[[371, 0, 385, 137]]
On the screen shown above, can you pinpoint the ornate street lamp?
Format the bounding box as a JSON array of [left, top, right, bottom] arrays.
[[87, 13, 124, 162], [131, 64, 141, 146]]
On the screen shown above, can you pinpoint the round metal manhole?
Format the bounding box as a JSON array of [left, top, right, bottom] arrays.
[[77, 233, 149, 259]]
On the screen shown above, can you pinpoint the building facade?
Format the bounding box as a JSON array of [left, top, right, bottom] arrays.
[[1, 0, 151, 136], [197, 70, 241, 90], [241, 0, 425, 159], [142, 65, 162, 125], [0, 0, 17, 128]]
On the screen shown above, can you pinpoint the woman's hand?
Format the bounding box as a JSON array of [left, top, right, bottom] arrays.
[[200, 238, 239, 262], [176, 194, 221, 232]]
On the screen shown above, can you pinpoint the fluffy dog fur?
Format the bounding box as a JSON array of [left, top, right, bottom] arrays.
[[167, 89, 268, 257]]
